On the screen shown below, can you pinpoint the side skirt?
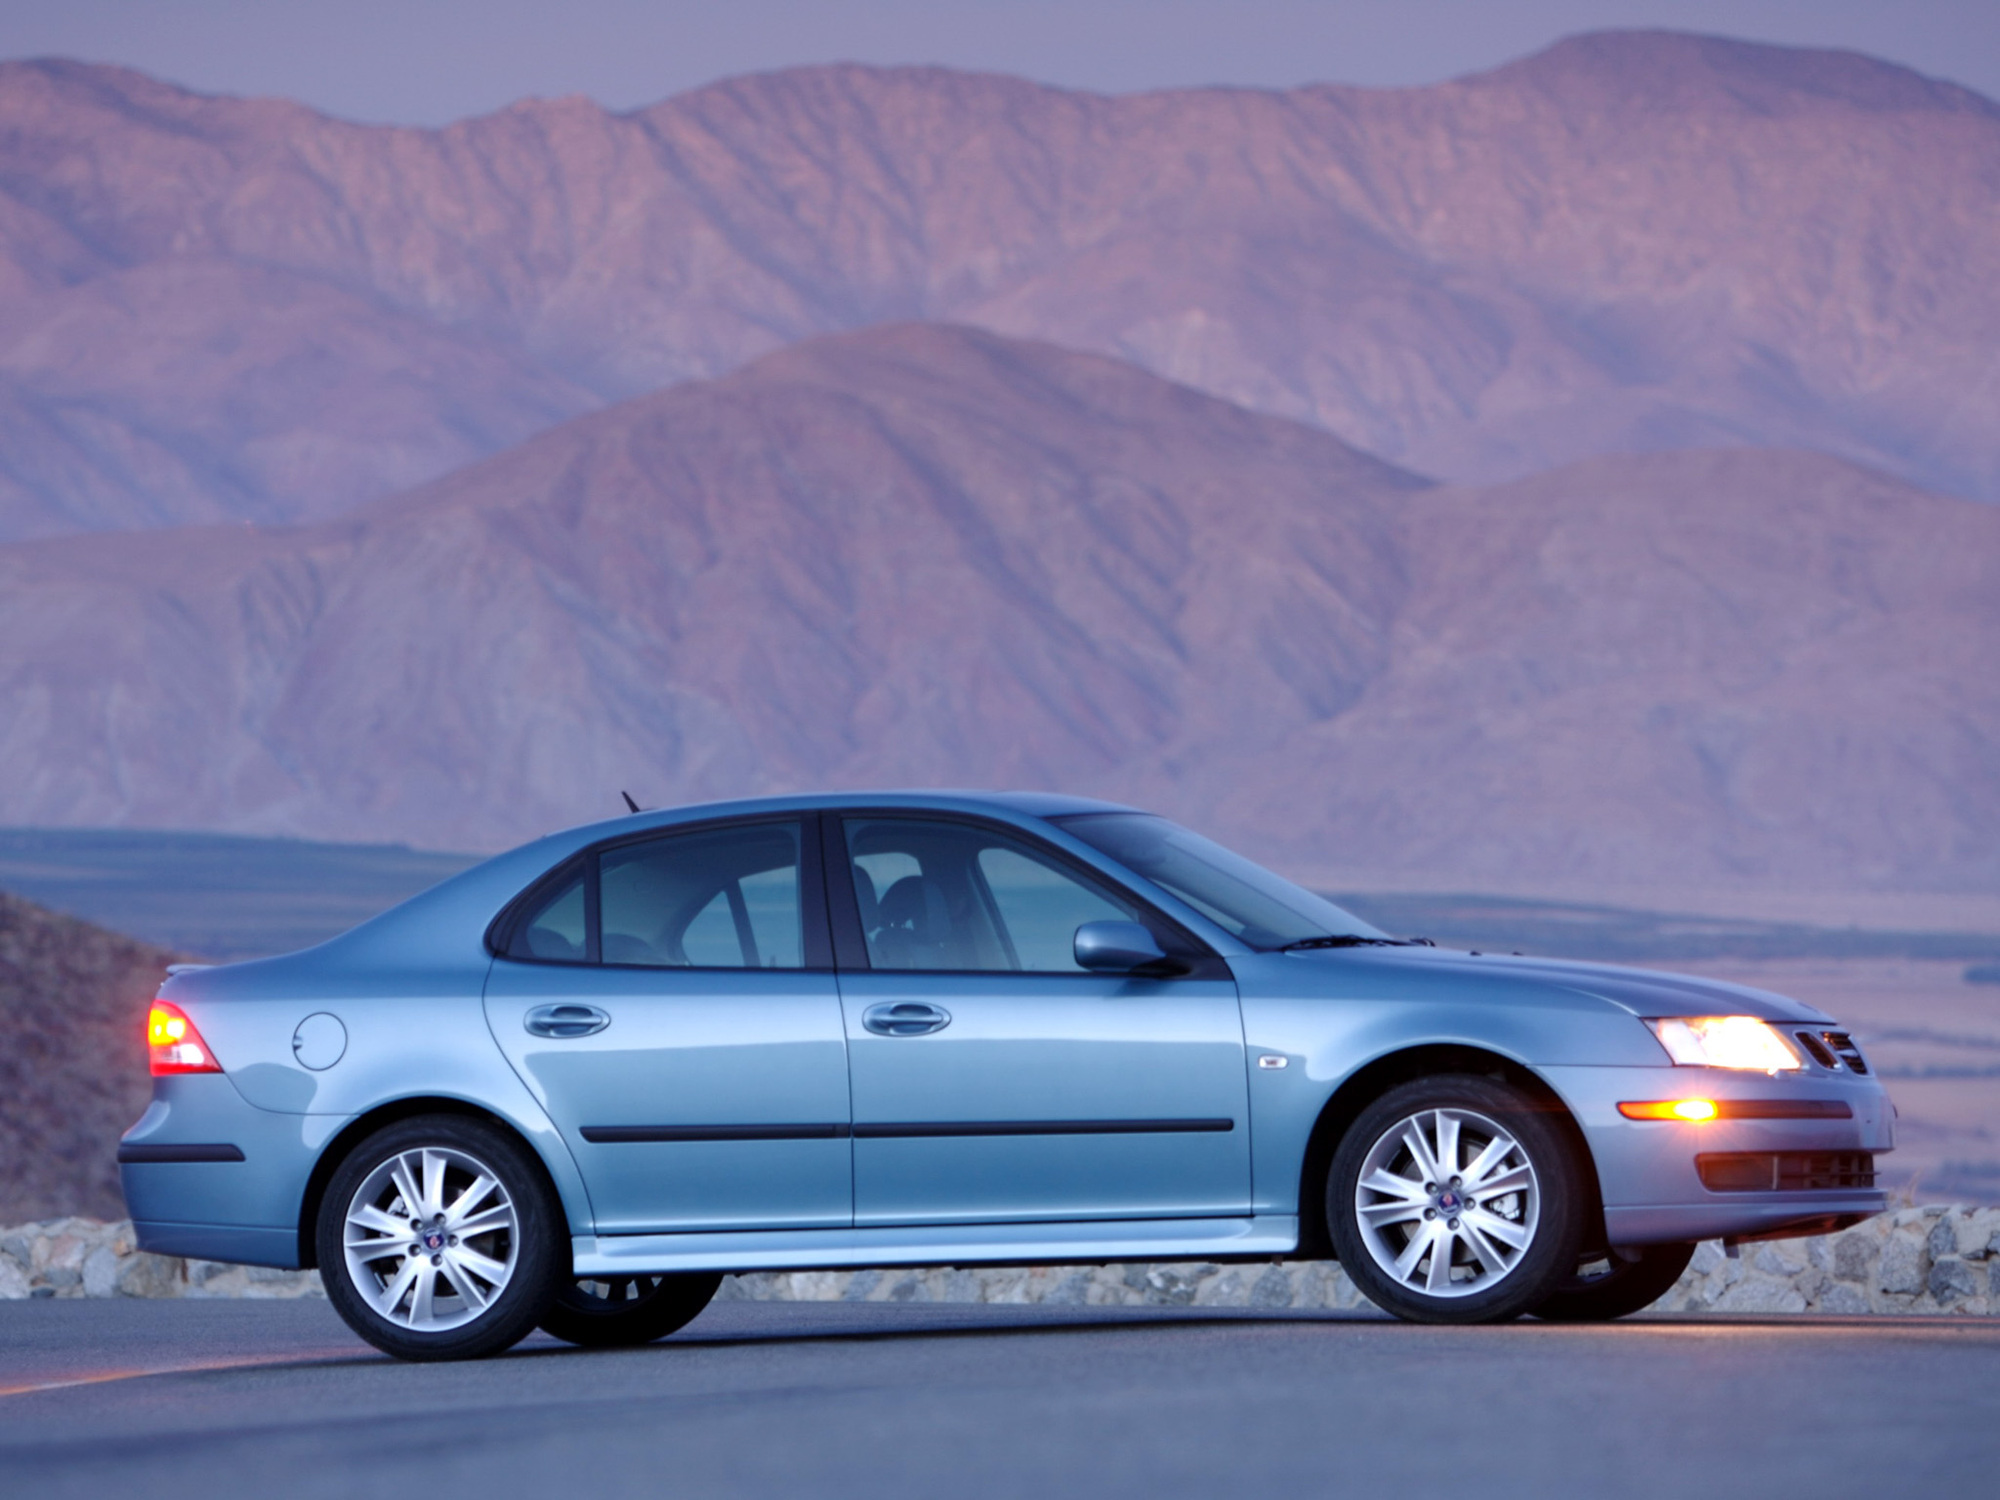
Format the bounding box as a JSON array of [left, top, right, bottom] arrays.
[[572, 1215, 1300, 1277]]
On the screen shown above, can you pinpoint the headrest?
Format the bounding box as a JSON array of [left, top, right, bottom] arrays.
[[878, 874, 949, 936]]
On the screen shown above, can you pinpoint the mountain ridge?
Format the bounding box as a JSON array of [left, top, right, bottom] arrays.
[[13, 28, 1996, 129], [1, 30, 1994, 540], [0, 322, 1991, 894]]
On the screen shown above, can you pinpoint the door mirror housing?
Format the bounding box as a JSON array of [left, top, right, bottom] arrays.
[[1073, 921, 1180, 975]]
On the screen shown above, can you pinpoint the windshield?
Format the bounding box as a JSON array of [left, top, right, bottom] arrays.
[[1052, 813, 1387, 950]]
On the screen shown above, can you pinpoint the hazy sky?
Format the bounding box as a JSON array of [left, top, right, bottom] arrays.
[[2, 0, 1995, 124]]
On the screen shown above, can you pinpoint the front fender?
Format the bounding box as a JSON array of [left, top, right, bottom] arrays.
[[1234, 952, 1660, 1216]]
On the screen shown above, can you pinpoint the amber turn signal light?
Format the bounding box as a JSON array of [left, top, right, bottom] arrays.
[[148, 1000, 223, 1075], [1618, 1099, 1718, 1122]]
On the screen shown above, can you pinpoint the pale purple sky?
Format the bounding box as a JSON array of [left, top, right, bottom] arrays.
[[2, 0, 1995, 124]]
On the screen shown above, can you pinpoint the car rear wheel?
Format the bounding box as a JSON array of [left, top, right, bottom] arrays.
[[1531, 1241, 1696, 1321], [539, 1272, 724, 1347], [1328, 1074, 1585, 1324], [317, 1115, 562, 1361]]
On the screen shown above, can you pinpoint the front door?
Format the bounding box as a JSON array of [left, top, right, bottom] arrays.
[[484, 817, 852, 1236], [831, 814, 1250, 1227]]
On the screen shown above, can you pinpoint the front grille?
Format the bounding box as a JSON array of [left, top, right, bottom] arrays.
[[1794, 1031, 1837, 1068], [1795, 1029, 1869, 1074], [1698, 1151, 1876, 1193]]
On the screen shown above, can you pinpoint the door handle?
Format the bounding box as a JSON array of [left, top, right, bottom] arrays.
[[524, 1003, 611, 1038], [863, 1002, 951, 1037]]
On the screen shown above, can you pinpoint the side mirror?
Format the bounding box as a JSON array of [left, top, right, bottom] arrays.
[[1073, 921, 1178, 975]]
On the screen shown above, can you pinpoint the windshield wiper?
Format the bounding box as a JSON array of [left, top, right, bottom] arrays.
[[1280, 935, 1414, 951]]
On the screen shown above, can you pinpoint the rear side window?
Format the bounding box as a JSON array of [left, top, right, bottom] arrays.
[[513, 863, 589, 962], [602, 823, 803, 968], [504, 821, 807, 968]]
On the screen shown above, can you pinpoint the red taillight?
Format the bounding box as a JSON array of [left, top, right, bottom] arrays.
[[148, 1001, 222, 1075]]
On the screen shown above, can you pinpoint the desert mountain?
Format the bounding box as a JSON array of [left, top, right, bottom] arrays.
[[0, 890, 175, 1222], [0, 323, 1992, 895], [0, 31, 1996, 539]]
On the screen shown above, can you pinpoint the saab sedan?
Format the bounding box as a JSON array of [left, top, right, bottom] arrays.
[[122, 794, 1891, 1359]]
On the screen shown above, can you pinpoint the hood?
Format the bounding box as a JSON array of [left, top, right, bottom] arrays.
[[1350, 947, 1837, 1024]]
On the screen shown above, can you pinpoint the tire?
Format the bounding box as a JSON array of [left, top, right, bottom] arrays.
[[1327, 1074, 1586, 1324], [539, 1272, 724, 1347], [316, 1114, 563, 1362], [1531, 1241, 1696, 1322]]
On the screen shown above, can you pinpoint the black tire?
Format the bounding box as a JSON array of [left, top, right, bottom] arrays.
[[539, 1272, 724, 1347], [1327, 1074, 1586, 1324], [316, 1114, 563, 1362], [1531, 1241, 1696, 1322]]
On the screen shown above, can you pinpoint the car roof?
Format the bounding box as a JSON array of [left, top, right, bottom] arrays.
[[597, 789, 1139, 829], [175, 790, 1160, 986]]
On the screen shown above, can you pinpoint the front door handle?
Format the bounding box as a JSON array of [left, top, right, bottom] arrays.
[[524, 1003, 611, 1038], [863, 1002, 951, 1037]]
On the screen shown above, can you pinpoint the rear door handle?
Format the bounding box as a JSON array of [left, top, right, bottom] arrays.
[[863, 1002, 951, 1037], [524, 1003, 611, 1038]]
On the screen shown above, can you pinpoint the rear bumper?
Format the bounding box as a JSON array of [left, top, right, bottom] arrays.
[[1542, 1064, 1893, 1247], [128, 1221, 303, 1268], [117, 1074, 327, 1270]]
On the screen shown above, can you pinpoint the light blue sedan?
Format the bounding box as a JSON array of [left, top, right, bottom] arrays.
[[122, 794, 1892, 1358]]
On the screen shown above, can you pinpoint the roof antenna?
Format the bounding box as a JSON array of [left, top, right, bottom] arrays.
[[620, 790, 642, 814]]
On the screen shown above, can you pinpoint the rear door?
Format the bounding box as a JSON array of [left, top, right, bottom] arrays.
[[830, 813, 1250, 1227], [484, 817, 852, 1236]]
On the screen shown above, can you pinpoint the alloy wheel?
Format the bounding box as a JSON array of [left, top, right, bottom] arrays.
[[569, 1275, 665, 1308], [342, 1145, 519, 1331], [1352, 1106, 1541, 1299]]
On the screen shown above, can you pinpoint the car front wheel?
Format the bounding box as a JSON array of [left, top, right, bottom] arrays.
[[1531, 1241, 1696, 1321], [1328, 1074, 1585, 1324], [317, 1115, 562, 1361]]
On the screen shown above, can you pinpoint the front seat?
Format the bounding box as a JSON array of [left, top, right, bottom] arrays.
[[872, 874, 955, 969]]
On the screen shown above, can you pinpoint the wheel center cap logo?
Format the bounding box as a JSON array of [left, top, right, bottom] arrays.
[[1437, 1191, 1460, 1212], [422, 1229, 446, 1251]]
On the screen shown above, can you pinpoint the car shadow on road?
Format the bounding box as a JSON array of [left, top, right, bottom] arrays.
[[625, 1302, 2000, 1353]]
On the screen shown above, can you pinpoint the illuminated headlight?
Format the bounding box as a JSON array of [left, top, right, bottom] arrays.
[[1645, 1016, 1803, 1072]]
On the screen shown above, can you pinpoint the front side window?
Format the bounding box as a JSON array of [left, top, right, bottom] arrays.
[[843, 818, 1147, 973], [506, 821, 805, 968]]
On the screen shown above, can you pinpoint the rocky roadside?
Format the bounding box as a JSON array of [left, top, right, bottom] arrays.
[[5, 1206, 1995, 1313], [0, 892, 180, 1226]]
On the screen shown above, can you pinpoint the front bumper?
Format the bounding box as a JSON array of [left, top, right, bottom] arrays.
[[1542, 1064, 1892, 1247]]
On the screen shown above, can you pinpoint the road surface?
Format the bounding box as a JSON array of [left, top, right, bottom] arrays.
[[1, 1298, 1994, 1498]]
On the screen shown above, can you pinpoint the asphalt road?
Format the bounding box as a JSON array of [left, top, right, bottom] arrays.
[[1, 1298, 1995, 1498]]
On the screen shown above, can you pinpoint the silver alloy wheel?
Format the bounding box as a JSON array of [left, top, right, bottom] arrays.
[[1352, 1106, 1540, 1299], [342, 1145, 519, 1331], [570, 1276, 665, 1306]]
